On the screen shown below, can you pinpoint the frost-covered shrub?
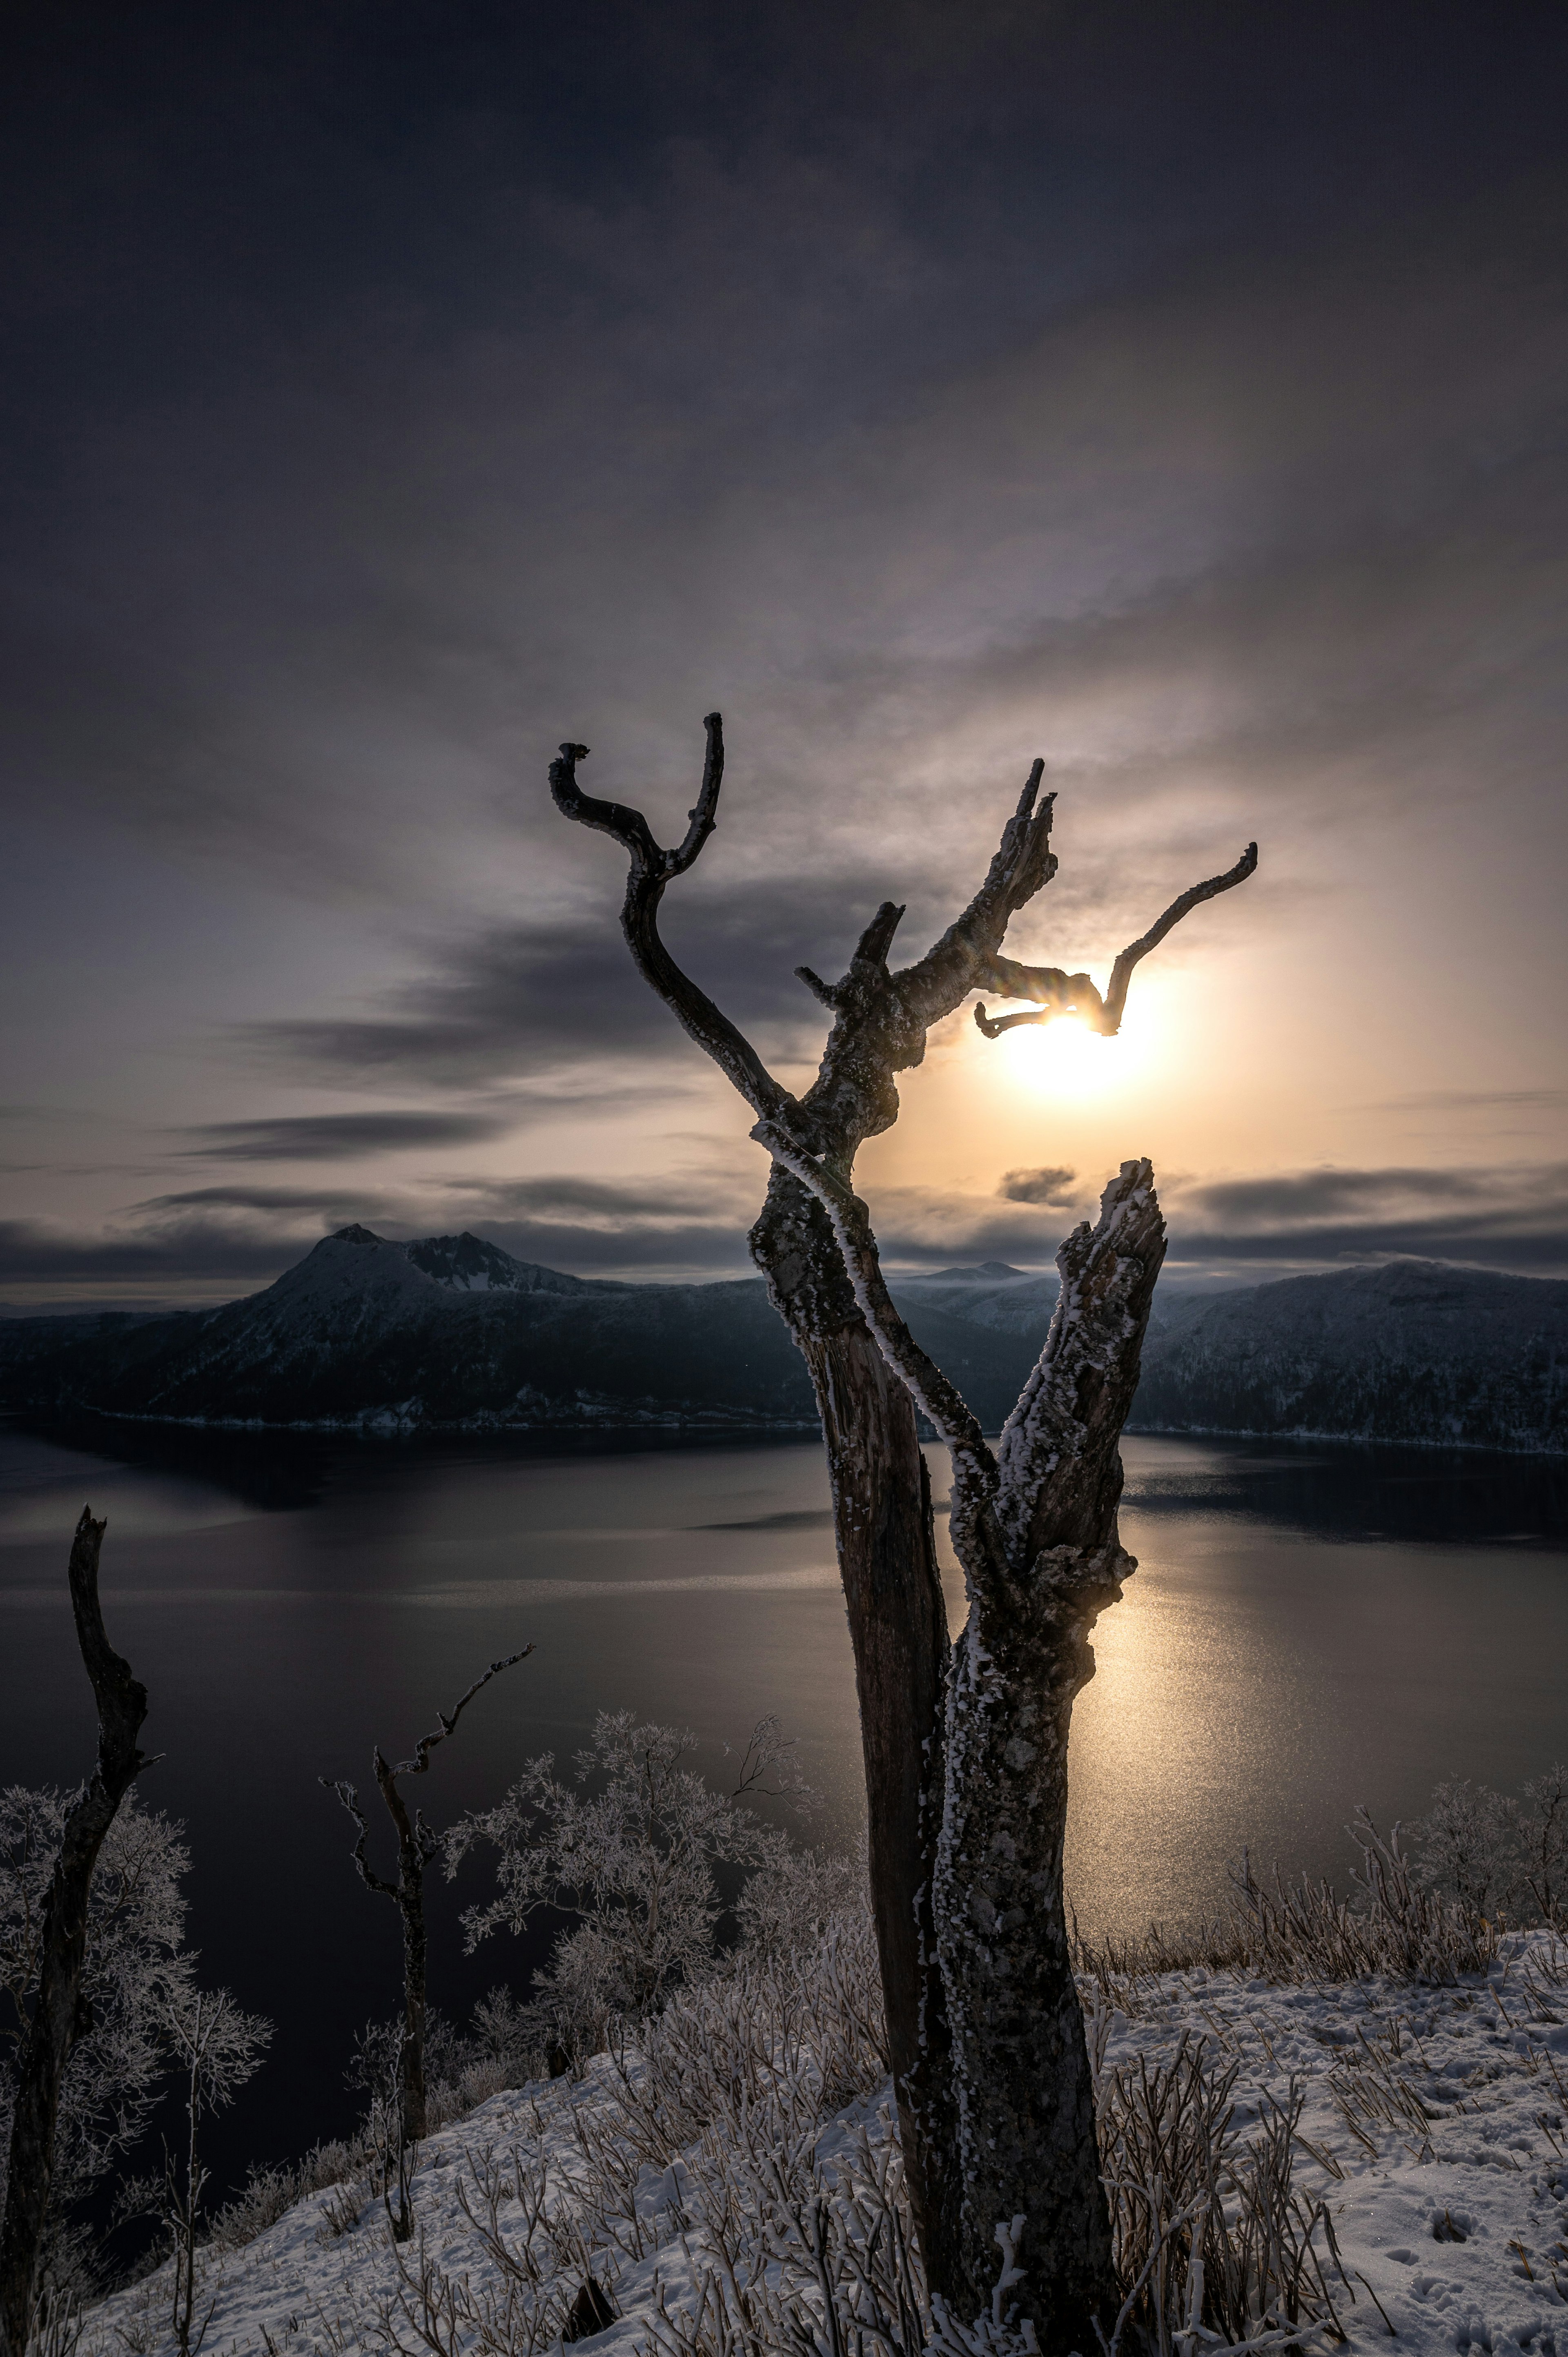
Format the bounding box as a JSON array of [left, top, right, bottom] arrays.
[[116, 1987, 271, 2357], [1410, 1762, 1568, 1929], [347, 1994, 548, 2137], [208, 2137, 363, 2251], [445, 1712, 813, 2055], [0, 1785, 192, 2273], [735, 1838, 870, 1961], [1408, 1778, 1519, 1923]]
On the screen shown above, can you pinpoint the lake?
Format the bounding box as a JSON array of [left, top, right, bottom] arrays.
[[2, 1413, 1565, 2197]]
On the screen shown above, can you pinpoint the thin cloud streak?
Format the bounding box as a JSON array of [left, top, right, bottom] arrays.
[[179, 1111, 517, 1160]]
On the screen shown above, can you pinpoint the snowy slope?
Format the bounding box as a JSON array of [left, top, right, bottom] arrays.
[[82, 1933, 1568, 2357], [404, 1231, 607, 1295]]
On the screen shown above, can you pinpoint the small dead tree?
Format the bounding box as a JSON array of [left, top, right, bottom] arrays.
[[0, 1509, 154, 2357], [322, 1649, 532, 2231], [551, 716, 1254, 2346], [121, 1987, 270, 2357]]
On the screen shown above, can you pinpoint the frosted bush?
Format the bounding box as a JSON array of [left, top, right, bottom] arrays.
[[1409, 1761, 1568, 1929], [735, 1838, 870, 1961], [0, 1785, 193, 2275], [445, 1712, 814, 2055]]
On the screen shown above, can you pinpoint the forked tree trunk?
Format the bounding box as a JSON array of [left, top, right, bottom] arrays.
[[549, 716, 1252, 2340], [0, 1509, 151, 2357]]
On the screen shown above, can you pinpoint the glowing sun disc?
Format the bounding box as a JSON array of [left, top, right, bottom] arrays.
[[993, 1014, 1127, 1097]]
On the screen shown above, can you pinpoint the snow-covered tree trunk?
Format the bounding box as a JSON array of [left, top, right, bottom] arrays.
[[925, 1165, 1165, 2339], [550, 714, 1252, 2338]]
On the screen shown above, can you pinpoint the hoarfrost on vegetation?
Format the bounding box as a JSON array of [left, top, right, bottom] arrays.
[[0, 1788, 192, 2292], [77, 1887, 1568, 2357], [444, 1713, 816, 2061]]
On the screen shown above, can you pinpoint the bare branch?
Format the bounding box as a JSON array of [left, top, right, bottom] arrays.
[[794, 965, 844, 1009], [972, 968, 1099, 1039], [319, 1778, 399, 1900], [669, 707, 725, 876], [393, 1647, 535, 1780], [550, 724, 795, 1128], [1100, 840, 1258, 1029], [974, 841, 1258, 1039], [879, 780, 1057, 1030]]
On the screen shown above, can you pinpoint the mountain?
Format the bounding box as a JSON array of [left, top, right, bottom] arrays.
[[894, 1261, 1058, 1336], [1132, 1258, 1568, 1453], [403, 1230, 603, 1294], [0, 1229, 1047, 1432], [11, 1234, 1558, 1451]]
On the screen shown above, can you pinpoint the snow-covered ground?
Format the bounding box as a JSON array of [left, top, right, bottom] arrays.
[[85, 1934, 1568, 2357]]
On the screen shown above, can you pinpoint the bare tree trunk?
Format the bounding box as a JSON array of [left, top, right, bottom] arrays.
[[0, 1509, 151, 2357], [323, 1649, 531, 2234], [372, 1751, 432, 2146], [927, 1170, 1165, 2341], [550, 716, 1253, 2331], [756, 1131, 1164, 2346], [751, 1173, 957, 2255]]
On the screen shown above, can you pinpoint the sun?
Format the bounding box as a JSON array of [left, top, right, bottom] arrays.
[[989, 1012, 1144, 1098]]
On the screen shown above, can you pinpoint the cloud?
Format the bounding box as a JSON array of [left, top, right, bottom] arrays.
[[235, 870, 969, 1091], [1165, 1162, 1568, 1275], [0, 1217, 325, 1290], [2, 5, 1566, 1312], [178, 1111, 516, 1161], [998, 1166, 1078, 1206], [1377, 1089, 1568, 1116]]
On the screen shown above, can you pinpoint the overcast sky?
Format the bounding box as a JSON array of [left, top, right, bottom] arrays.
[[3, 0, 1566, 1308]]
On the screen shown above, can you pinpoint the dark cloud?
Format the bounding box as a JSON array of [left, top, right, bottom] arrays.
[[1167, 1163, 1568, 1277], [179, 1111, 515, 1161], [449, 1174, 744, 1223], [1, 4, 1565, 1309], [998, 1166, 1079, 1207], [1381, 1090, 1568, 1114], [0, 1217, 322, 1289], [238, 876, 948, 1090]]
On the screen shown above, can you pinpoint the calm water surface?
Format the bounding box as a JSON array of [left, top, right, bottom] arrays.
[[2, 1415, 1564, 2188]]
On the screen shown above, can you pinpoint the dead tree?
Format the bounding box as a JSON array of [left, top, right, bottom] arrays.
[[0, 1510, 153, 2357], [552, 717, 1254, 2346], [323, 1649, 532, 2232]]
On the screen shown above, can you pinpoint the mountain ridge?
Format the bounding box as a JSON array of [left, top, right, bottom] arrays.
[[0, 1225, 1046, 1432], [2, 1232, 1564, 1452], [1132, 1256, 1568, 1453]]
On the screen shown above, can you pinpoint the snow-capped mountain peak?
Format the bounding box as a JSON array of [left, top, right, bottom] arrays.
[[402, 1231, 590, 1295]]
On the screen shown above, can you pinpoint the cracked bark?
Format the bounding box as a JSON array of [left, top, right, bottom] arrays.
[[551, 717, 1253, 2341]]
